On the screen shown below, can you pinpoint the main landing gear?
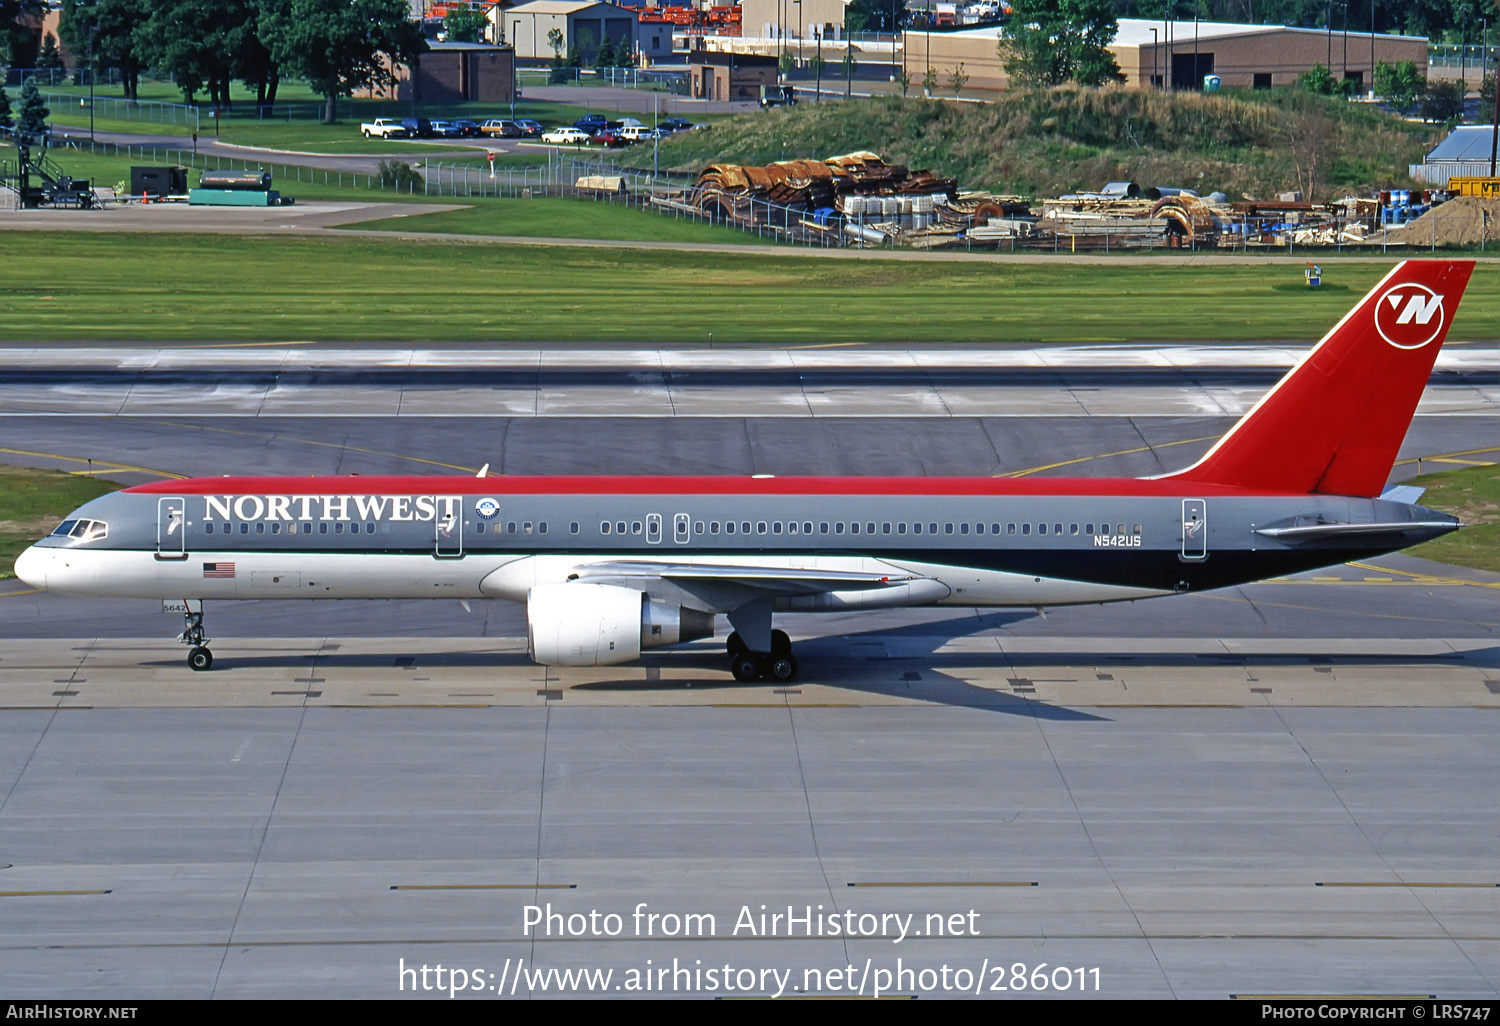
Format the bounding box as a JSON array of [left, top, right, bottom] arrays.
[[726, 629, 797, 683], [178, 608, 214, 671]]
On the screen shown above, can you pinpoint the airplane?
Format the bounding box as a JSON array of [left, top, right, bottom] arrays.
[[14, 260, 1474, 680]]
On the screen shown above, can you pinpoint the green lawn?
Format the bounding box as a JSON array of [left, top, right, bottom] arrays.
[[350, 197, 766, 245], [1407, 463, 1500, 573], [3, 235, 1498, 344], [0, 465, 121, 580]]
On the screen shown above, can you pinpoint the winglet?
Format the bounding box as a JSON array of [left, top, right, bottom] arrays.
[[1165, 260, 1474, 497]]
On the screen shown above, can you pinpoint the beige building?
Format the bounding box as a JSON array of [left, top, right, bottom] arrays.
[[904, 18, 1428, 96], [739, 0, 852, 42], [499, 0, 671, 63]]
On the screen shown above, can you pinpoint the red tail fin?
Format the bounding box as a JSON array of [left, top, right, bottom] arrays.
[[1166, 260, 1474, 497]]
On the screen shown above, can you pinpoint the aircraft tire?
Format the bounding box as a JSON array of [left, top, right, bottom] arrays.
[[768, 654, 797, 682], [188, 647, 213, 672], [730, 653, 762, 682]]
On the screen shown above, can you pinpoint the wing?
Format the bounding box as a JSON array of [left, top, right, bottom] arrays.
[[569, 560, 921, 596]]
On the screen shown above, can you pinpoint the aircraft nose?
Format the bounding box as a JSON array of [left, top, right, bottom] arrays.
[[13, 546, 47, 589]]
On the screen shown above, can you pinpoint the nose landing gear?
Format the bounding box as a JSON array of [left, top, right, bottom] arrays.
[[178, 608, 214, 671]]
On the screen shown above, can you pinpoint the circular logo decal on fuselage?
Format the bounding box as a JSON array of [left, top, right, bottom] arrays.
[[475, 497, 501, 519], [1374, 284, 1445, 350]]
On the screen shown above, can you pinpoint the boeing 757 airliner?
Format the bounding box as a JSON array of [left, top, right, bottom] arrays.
[[15, 260, 1474, 681]]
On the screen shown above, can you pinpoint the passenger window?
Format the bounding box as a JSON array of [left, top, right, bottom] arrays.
[[601, 521, 611, 534], [476, 522, 485, 534], [240, 523, 249, 535], [616, 521, 626, 535], [850, 522, 859, 535], [1070, 524, 1079, 535], [756, 521, 767, 534], [335, 523, 344, 534], [1133, 524, 1142, 535], [883, 523, 891, 534], [787, 522, 797, 535], [992, 523, 1000, 534], [1022, 524, 1030, 535], [301, 523, 311, 534], [570, 522, 580, 534], [205, 523, 214, 534], [540, 522, 548, 534], [695, 521, 704, 533], [772, 522, 782, 534], [1117, 524, 1126, 534], [741, 522, 751, 534], [897, 523, 907, 535], [803, 522, 813, 534], [271, 523, 281, 535], [724, 521, 735, 535], [820, 522, 829, 534], [632, 521, 642, 534], [508, 522, 518, 534], [710, 522, 720, 534], [523, 522, 533, 534], [913, 523, 922, 535], [960, 523, 969, 535], [1054, 523, 1062, 535], [929, 523, 938, 534], [1039, 523, 1047, 535], [834, 522, 844, 534], [349, 524, 358, 534], [1007, 523, 1016, 535], [1086, 523, 1094, 534], [319, 523, 328, 535], [256, 522, 265, 534]]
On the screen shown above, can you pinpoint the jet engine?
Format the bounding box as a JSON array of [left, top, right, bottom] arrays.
[[527, 583, 715, 666]]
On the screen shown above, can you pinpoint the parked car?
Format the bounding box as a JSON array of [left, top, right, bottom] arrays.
[[572, 113, 609, 135], [400, 117, 434, 138], [541, 126, 590, 145], [480, 119, 523, 137], [448, 119, 483, 137], [588, 129, 628, 148], [658, 117, 697, 133], [429, 120, 463, 138], [513, 119, 543, 137], [618, 125, 665, 143]]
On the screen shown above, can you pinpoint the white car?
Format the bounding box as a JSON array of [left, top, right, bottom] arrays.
[[541, 127, 589, 145], [618, 125, 666, 142]]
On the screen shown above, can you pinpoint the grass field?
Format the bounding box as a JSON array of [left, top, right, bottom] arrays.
[[350, 198, 765, 245], [1407, 464, 1500, 573], [3, 234, 1497, 343], [0, 466, 120, 581]]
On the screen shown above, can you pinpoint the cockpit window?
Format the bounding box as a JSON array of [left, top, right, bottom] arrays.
[[54, 518, 107, 542]]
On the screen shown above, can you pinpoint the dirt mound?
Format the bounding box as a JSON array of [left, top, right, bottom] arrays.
[[1386, 195, 1500, 247]]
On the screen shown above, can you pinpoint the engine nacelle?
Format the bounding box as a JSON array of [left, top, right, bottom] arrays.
[[528, 583, 643, 666], [527, 583, 719, 666]]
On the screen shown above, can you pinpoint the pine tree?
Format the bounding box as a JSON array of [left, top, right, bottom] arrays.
[[0, 85, 13, 129], [37, 32, 65, 72], [17, 78, 50, 139]]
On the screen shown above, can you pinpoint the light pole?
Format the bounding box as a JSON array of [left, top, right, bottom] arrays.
[[1150, 27, 1158, 89], [792, 0, 801, 70], [891, 0, 899, 82], [87, 24, 95, 142]]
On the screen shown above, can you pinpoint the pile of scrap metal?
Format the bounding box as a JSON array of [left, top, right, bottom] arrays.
[[1227, 197, 1376, 246], [1032, 182, 1224, 249], [690, 152, 958, 241]]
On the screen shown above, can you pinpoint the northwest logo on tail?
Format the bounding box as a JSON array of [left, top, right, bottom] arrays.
[[1374, 284, 1445, 349]]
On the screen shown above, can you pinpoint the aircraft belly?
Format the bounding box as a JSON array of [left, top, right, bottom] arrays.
[[28, 549, 500, 599], [883, 558, 1172, 606]]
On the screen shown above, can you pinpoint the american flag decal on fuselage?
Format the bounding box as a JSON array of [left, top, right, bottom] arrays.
[[202, 562, 236, 578]]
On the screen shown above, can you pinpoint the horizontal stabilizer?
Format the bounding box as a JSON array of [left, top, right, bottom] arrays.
[[1378, 485, 1427, 505]]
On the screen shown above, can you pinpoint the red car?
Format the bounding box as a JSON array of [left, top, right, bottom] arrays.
[[588, 129, 629, 148]]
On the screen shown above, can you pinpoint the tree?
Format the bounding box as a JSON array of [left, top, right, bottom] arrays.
[[263, 0, 424, 124], [895, 66, 910, 97], [1297, 62, 1336, 95], [921, 64, 938, 96], [1374, 59, 1424, 113], [0, 85, 12, 129], [58, 0, 149, 100], [37, 32, 65, 72], [546, 27, 564, 60], [1419, 79, 1465, 123], [595, 35, 615, 68], [138, 0, 252, 106], [16, 76, 48, 139], [1283, 97, 1334, 202], [844, 0, 896, 33], [443, 7, 488, 43], [948, 60, 968, 97], [778, 50, 794, 78], [999, 0, 1121, 88], [0, 1, 45, 70]]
